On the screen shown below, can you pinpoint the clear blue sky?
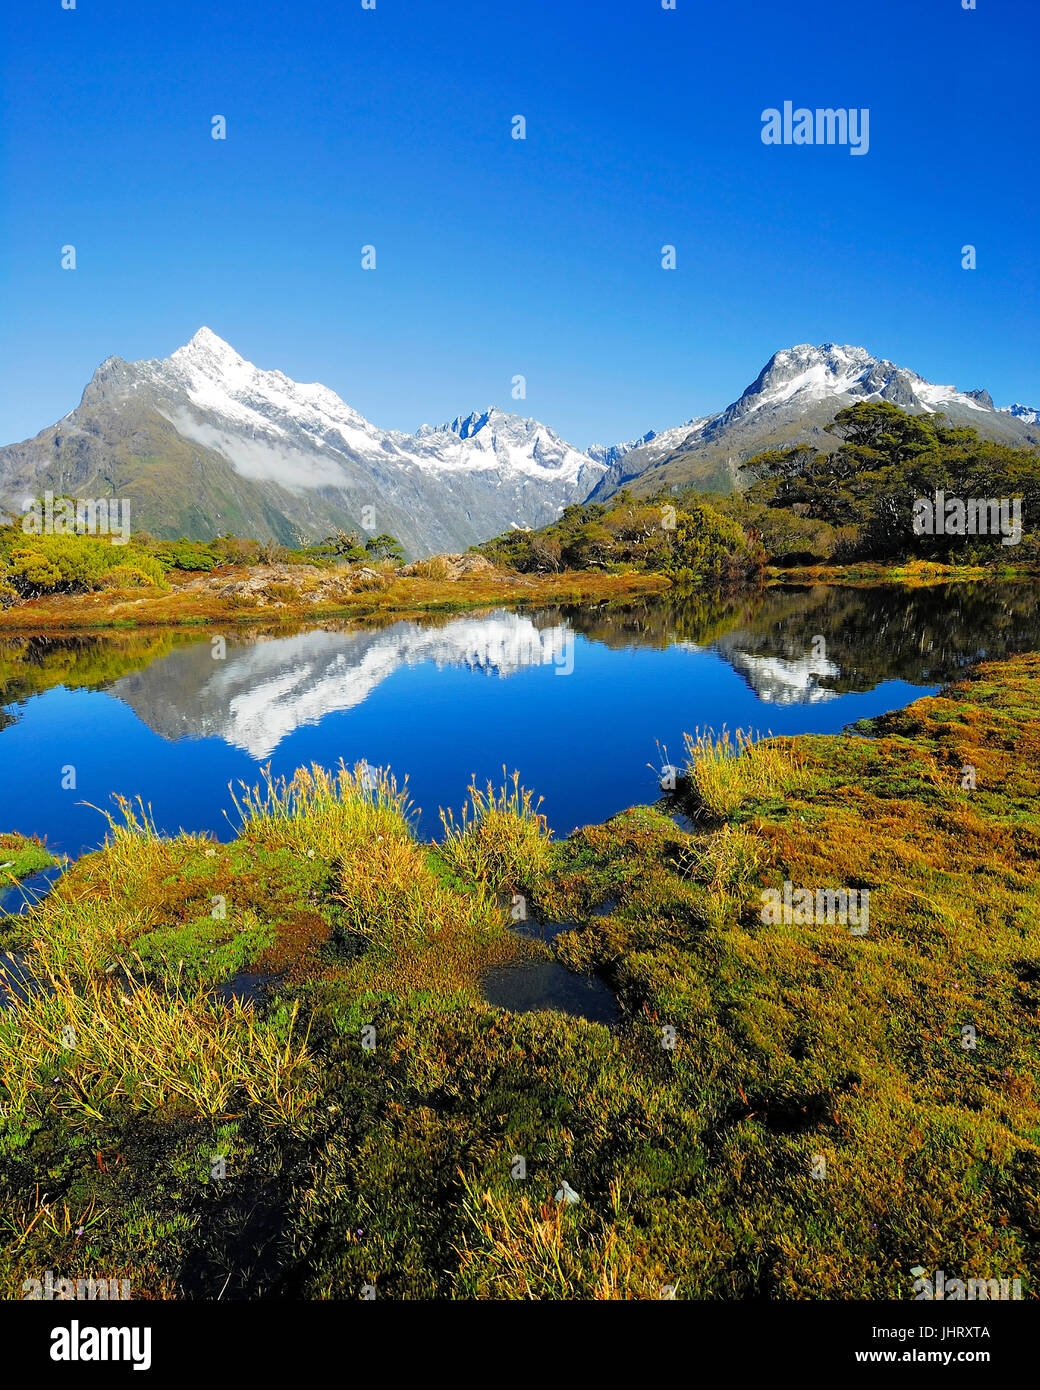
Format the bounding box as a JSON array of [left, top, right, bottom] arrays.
[[1, 0, 1036, 449]]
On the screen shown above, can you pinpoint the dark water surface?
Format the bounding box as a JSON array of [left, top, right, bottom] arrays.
[[482, 957, 621, 1024], [1, 580, 1037, 858]]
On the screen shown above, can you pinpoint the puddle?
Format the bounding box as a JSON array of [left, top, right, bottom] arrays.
[[482, 957, 620, 1025], [0, 864, 64, 918], [497, 895, 575, 943], [0, 951, 48, 1008], [0, 953, 280, 1013], [214, 971, 280, 1008]]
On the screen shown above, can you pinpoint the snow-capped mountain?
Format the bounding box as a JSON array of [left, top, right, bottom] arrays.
[[1002, 402, 1040, 426], [415, 406, 594, 484], [586, 430, 659, 469], [109, 612, 575, 758], [0, 328, 604, 556], [709, 343, 995, 427], [588, 342, 1040, 501], [1, 333, 1035, 550]]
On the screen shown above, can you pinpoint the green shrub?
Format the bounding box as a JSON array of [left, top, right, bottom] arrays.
[[2, 534, 167, 597]]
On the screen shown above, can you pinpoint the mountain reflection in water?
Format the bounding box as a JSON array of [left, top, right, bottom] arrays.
[[1, 580, 1037, 855]]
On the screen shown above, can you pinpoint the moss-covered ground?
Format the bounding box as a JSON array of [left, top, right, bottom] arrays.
[[1, 656, 1038, 1299], [0, 834, 58, 887]]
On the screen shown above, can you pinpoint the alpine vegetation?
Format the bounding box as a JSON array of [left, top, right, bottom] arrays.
[[21, 491, 131, 545]]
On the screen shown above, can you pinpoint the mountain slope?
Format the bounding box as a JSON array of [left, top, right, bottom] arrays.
[[1, 334, 1035, 550], [0, 329, 605, 557], [588, 343, 1040, 502]]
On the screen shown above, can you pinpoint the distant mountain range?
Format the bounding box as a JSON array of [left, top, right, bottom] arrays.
[[1, 331, 1036, 557]]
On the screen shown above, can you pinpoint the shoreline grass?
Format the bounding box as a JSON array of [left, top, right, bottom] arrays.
[[0, 834, 59, 891], [766, 558, 1039, 587], [2, 557, 1035, 634], [0, 567, 671, 633]]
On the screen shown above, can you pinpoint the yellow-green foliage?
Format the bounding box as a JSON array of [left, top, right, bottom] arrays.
[[0, 943, 313, 1128], [438, 769, 553, 891], [0, 833, 57, 885], [454, 1172, 667, 1299], [682, 726, 808, 819], [535, 653, 1040, 1297], [0, 531, 166, 598], [478, 491, 765, 580]]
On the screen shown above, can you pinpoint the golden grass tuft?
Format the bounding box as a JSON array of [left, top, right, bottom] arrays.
[[438, 769, 553, 891], [0, 941, 314, 1128], [682, 726, 807, 819]]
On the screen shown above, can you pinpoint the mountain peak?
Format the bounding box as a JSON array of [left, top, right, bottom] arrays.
[[171, 326, 244, 369], [1002, 402, 1040, 425], [447, 406, 517, 439]]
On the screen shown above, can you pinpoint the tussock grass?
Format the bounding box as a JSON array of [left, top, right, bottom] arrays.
[[0, 940, 313, 1128], [682, 726, 807, 819], [6, 656, 1040, 1299], [438, 769, 552, 891], [407, 555, 452, 580], [698, 823, 767, 927], [454, 1174, 665, 1300], [226, 761, 522, 995], [230, 761, 415, 854]]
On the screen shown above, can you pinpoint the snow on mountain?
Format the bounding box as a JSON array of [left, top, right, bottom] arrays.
[[147, 328, 602, 490], [710, 342, 992, 433], [587, 343, 1039, 502], [586, 430, 659, 469], [166, 327, 379, 458], [110, 612, 575, 758], [1002, 402, 1040, 426], [2, 330, 1034, 551], [4, 327, 607, 554], [416, 406, 598, 484]]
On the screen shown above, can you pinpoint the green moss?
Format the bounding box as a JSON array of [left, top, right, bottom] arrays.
[[0, 833, 58, 884]]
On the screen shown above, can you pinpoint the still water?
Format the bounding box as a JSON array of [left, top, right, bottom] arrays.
[[1, 581, 1037, 861]]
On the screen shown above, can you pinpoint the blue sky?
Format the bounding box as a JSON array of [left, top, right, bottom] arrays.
[[1, 0, 1036, 449]]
